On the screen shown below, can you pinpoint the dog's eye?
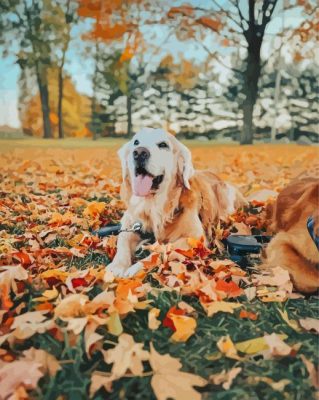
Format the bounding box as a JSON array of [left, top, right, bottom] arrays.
[[158, 142, 169, 149], [134, 140, 139, 146]]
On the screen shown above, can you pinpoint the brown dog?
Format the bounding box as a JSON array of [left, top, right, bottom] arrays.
[[264, 178, 319, 293]]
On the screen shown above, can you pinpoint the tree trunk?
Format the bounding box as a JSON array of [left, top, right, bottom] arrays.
[[57, 66, 64, 139], [58, 0, 71, 140], [36, 64, 52, 139], [126, 94, 132, 138], [241, 41, 262, 145]]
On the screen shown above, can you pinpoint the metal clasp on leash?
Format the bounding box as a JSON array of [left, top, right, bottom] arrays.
[[120, 222, 143, 234]]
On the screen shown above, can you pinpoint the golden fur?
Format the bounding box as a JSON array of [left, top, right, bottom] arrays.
[[108, 128, 246, 277], [264, 178, 319, 293]]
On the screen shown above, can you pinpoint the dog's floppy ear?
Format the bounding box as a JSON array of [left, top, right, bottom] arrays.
[[170, 135, 194, 189], [117, 142, 130, 180]]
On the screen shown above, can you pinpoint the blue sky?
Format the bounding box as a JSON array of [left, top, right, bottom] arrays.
[[0, 0, 306, 128]]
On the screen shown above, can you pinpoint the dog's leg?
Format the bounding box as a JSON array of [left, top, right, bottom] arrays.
[[264, 232, 319, 293], [107, 230, 142, 277]]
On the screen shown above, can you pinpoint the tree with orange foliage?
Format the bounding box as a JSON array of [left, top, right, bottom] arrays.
[[77, 0, 141, 138]]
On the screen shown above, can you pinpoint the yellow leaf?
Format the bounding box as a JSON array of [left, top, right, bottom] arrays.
[[217, 336, 240, 359], [235, 334, 288, 354], [33, 286, 59, 302], [203, 301, 242, 317], [106, 312, 123, 336], [40, 269, 69, 282], [83, 201, 105, 218], [170, 315, 196, 342], [278, 309, 301, 332]]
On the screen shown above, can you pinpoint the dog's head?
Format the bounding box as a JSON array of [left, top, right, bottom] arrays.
[[118, 128, 194, 197]]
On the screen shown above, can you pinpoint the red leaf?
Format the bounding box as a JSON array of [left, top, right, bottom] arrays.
[[162, 306, 186, 331], [13, 252, 31, 266], [71, 278, 88, 288]]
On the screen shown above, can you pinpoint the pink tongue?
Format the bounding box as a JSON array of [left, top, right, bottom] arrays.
[[133, 175, 153, 196]]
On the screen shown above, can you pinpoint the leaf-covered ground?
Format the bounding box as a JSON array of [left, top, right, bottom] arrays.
[[0, 142, 318, 400]]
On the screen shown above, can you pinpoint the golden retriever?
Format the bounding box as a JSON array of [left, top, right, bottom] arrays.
[[108, 128, 245, 277], [264, 177, 319, 293]]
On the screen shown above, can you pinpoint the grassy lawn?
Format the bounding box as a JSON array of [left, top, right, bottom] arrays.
[[0, 140, 318, 399]]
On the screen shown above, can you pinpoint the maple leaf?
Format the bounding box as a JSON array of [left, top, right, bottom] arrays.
[[263, 334, 295, 358], [54, 293, 89, 318], [90, 371, 115, 396], [83, 201, 105, 218], [102, 334, 149, 377], [0, 360, 43, 399], [22, 348, 61, 376], [0, 265, 28, 292], [7, 311, 55, 342], [149, 343, 207, 400], [209, 367, 242, 390], [170, 314, 197, 342], [299, 318, 319, 334], [202, 301, 242, 317]]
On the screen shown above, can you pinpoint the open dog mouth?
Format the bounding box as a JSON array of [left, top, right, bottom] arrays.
[[133, 167, 164, 196]]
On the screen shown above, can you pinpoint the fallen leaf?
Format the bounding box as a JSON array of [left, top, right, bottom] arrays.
[[210, 367, 242, 390], [235, 334, 288, 355], [239, 309, 258, 320], [22, 348, 61, 376], [149, 343, 207, 400], [103, 334, 149, 377], [278, 309, 301, 332], [217, 336, 240, 359], [0, 265, 28, 292], [300, 354, 319, 389], [90, 371, 115, 396], [148, 308, 161, 330], [106, 312, 123, 336], [0, 360, 43, 399], [263, 333, 293, 357], [170, 314, 197, 342], [299, 318, 319, 334], [203, 301, 242, 317]]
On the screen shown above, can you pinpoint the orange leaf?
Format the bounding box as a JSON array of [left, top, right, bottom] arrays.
[[49, 112, 59, 125], [215, 280, 243, 298], [141, 253, 160, 269], [239, 310, 258, 321], [196, 17, 222, 32], [116, 279, 143, 299], [167, 5, 194, 18]]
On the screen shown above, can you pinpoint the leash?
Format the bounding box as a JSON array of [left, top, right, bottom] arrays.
[[307, 217, 319, 250]]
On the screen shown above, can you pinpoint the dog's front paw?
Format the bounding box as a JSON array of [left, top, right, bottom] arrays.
[[107, 261, 129, 277], [122, 262, 143, 278]]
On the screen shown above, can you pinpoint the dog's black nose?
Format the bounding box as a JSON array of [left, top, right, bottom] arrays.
[[133, 147, 150, 163]]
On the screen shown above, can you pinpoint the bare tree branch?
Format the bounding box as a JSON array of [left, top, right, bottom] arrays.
[[200, 41, 243, 74]]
